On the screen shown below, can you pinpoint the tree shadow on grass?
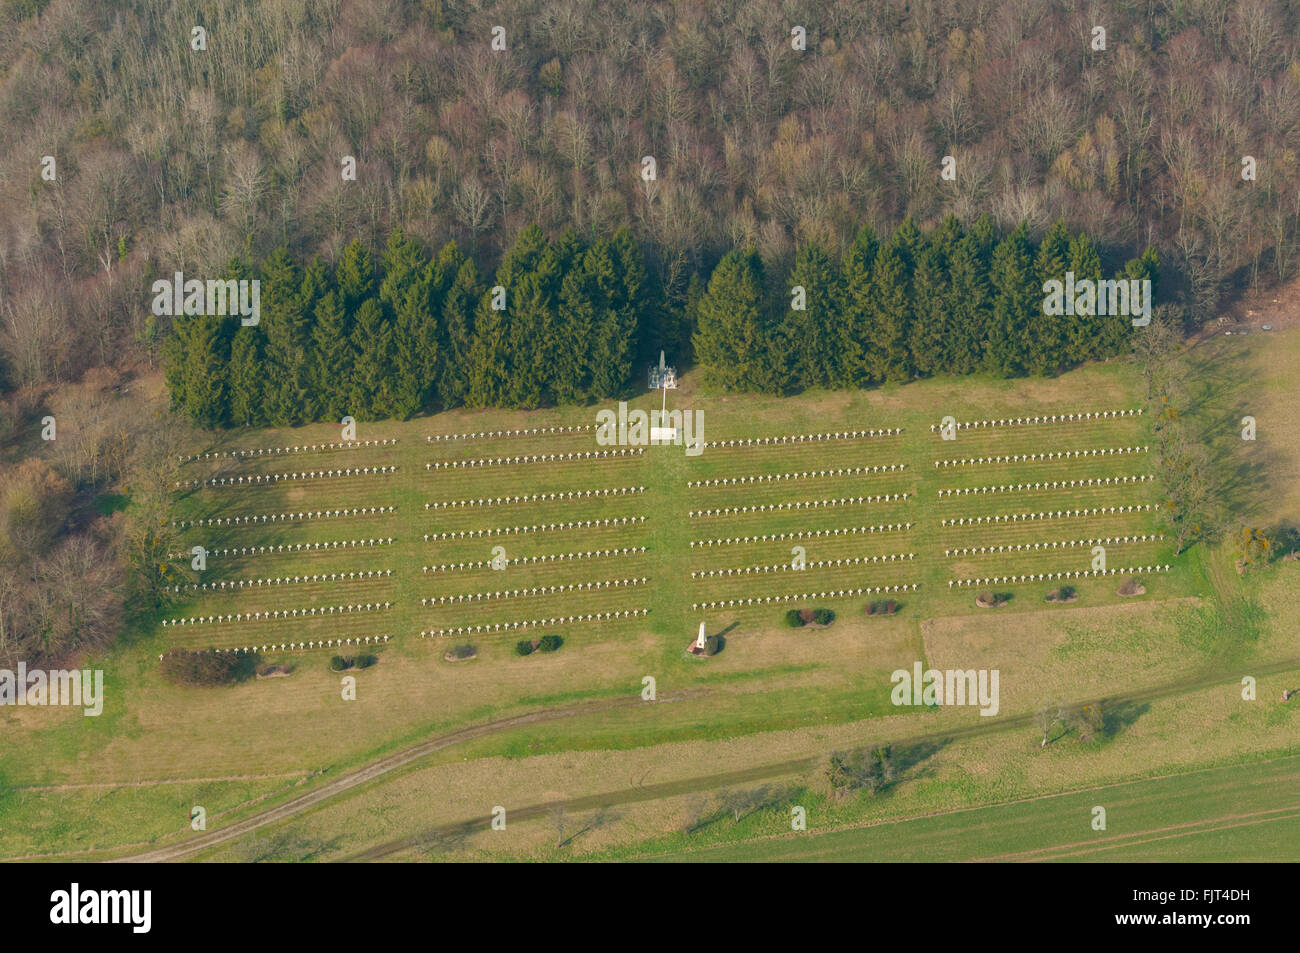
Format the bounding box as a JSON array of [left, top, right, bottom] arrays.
[[414, 819, 478, 859], [553, 805, 622, 849], [1181, 343, 1282, 525], [684, 782, 799, 835], [233, 829, 346, 863], [888, 739, 948, 785], [1099, 700, 1149, 741], [1266, 521, 1300, 564]]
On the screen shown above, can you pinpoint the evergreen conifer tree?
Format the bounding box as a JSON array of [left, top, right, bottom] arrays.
[[692, 248, 768, 391], [985, 223, 1037, 377], [837, 226, 879, 386]]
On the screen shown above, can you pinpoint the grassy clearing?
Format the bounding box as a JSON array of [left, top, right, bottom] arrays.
[[184, 666, 1300, 862], [0, 776, 309, 859], [2, 331, 1297, 858]]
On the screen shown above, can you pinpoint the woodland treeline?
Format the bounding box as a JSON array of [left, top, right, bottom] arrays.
[[164, 226, 646, 425], [692, 215, 1159, 392], [1, 0, 1296, 394], [164, 216, 1159, 424]]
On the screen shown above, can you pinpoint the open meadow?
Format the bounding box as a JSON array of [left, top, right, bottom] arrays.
[[1, 326, 1296, 862]]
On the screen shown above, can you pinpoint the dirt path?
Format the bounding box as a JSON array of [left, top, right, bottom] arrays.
[[15, 773, 309, 792], [110, 694, 677, 863], [342, 657, 1300, 862]]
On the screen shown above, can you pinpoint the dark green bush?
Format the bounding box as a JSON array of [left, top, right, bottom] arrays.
[[538, 634, 564, 653]]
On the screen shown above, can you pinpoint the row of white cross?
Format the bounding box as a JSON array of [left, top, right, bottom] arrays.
[[935, 446, 1149, 467], [174, 569, 392, 592], [690, 554, 916, 578], [941, 504, 1154, 527], [693, 584, 919, 610], [691, 524, 912, 547], [423, 517, 646, 541], [950, 565, 1170, 587], [163, 602, 394, 626], [421, 608, 648, 637], [173, 505, 396, 528], [179, 439, 395, 465], [687, 465, 905, 488], [427, 426, 593, 442], [168, 538, 394, 559], [428, 448, 643, 470], [937, 475, 1153, 497], [425, 487, 646, 510], [423, 546, 648, 573], [946, 534, 1165, 557], [180, 439, 397, 463], [177, 635, 392, 657], [705, 428, 901, 448], [690, 494, 908, 518], [177, 465, 397, 488], [421, 577, 648, 605], [929, 409, 1141, 433]]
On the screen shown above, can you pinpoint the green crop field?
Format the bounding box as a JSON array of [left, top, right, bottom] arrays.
[[636, 754, 1300, 863]]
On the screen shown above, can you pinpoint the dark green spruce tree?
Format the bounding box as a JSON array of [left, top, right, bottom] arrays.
[[783, 243, 839, 389], [944, 214, 997, 374], [310, 289, 351, 422], [985, 222, 1038, 377], [466, 288, 512, 408], [379, 227, 437, 418], [837, 225, 879, 387], [348, 298, 397, 419], [908, 215, 961, 377], [1098, 245, 1159, 359], [437, 252, 481, 409], [1030, 220, 1072, 375], [258, 247, 311, 425], [692, 248, 769, 391], [592, 227, 646, 399], [167, 313, 232, 428], [226, 325, 264, 426], [866, 219, 921, 383], [1066, 231, 1104, 363], [336, 238, 376, 312]]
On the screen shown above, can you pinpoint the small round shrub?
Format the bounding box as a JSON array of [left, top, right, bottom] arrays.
[[537, 634, 564, 653], [515, 640, 535, 656], [785, 608, 805, 628], [812, 608, 835, 625]]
